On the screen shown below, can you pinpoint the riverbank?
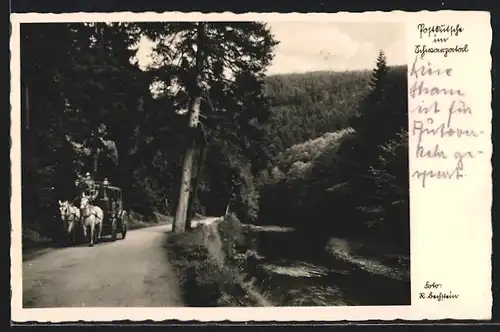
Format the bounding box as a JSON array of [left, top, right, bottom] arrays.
[[237, 223, 410, 306], [164, 216, 270, 307], [326, 237, 410, 282], [165, 214, 410, 307]]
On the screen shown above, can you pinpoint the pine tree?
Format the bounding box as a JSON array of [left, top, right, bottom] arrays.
[[345, 51, 409, 248], [140, 22, 279, 232], [369, 50, 389, 92], [351, 50, 389, 143]]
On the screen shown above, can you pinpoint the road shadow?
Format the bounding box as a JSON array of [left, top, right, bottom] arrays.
[[22, 237, 66, 260], [69, 235, 125, 246], [94, 236, 125, 244], [22, 236, 121, 261], [22, 222, 171, 261], [23, 239, 60, 251]]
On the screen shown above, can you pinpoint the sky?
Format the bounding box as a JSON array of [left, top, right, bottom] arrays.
[[134, 21, 406, 75]]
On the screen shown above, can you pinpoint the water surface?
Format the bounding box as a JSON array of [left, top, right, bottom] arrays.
[[233, 225, 410, 306]]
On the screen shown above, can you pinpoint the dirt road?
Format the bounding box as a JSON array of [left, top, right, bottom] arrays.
[[22, 218, 220, 308]]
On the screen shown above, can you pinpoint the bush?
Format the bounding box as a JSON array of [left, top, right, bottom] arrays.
[[217, 213, 246, 258], [184, 258, 224, 307], [166, 230, 223, 306], [165, 217, 266, 307]]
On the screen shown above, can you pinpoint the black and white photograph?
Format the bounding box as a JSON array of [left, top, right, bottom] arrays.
[[18, 17, 410, 310]]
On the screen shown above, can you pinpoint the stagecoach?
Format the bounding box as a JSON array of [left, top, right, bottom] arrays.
[[92, 179, 129, 241]]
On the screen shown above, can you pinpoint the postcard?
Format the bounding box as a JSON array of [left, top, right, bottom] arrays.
[[10, 10, 492, 322]]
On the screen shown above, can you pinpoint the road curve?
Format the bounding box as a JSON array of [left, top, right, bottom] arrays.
[[23, 218, 220, 308]]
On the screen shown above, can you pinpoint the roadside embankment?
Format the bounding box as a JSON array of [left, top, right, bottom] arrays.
[[165, 214, 271, 307]]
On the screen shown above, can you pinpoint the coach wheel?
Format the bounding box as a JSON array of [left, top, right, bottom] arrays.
[[121, 212, 128, 240], [111, 217, 117, 241]]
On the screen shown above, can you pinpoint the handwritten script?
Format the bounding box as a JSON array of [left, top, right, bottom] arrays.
[[410, 24, 483, 188], [419, 281, 460, 302], [415, 24, 468, 58]]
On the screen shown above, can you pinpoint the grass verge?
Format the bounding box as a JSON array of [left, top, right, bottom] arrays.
[[165, 214, 271, 307], [127, 211, 172, 231]]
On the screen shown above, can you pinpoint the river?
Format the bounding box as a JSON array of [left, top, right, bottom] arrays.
[[231, 224, 410, 306]]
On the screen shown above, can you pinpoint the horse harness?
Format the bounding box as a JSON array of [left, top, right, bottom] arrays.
[[81, 206, 102, 222], [62, 206, 79, 223], [65, 211, 79, 222]]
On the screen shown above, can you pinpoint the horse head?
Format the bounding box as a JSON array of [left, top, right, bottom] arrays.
[[80, 194, 91, 210], [59, 200, 76, 234], [58, 200, 70, 220]]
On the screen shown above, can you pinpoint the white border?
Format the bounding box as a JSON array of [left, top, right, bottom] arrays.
[[10, 11, 492, 322]]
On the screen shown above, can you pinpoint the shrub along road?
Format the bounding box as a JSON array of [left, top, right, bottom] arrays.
[[22, 218, 219, 308]]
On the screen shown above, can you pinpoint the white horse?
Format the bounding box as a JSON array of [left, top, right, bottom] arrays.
[[58, 200, 81, 246], [79, 193, 103, 247]]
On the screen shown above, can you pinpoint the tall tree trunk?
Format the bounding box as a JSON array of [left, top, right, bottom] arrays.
[[173, 135, 198, 232], [173, 22, 205, 233], [185, 141, 207, 231]]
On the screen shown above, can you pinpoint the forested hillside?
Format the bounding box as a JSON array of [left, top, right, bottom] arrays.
[[261, 67, 406, 156], [258, 57, 409, 253]]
